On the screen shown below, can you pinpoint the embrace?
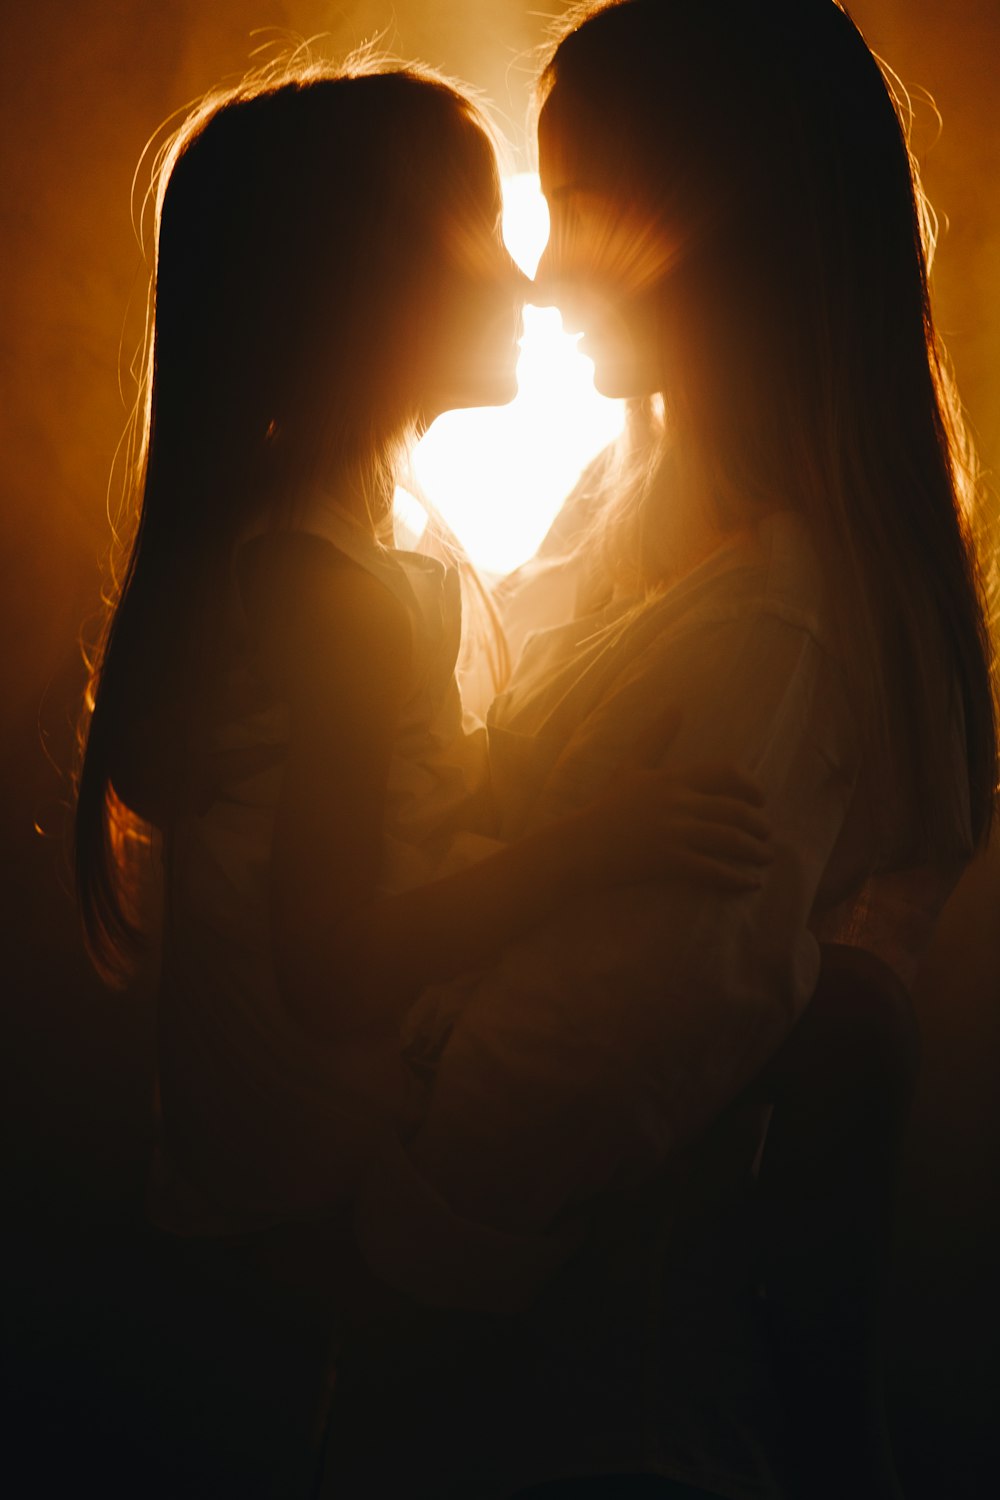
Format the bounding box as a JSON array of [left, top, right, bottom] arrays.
[[74, 3, 995, 1497]]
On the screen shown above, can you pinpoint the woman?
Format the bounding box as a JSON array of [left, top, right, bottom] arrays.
[[343, 2, 996, 1494], [74, 56, 771, 1236]]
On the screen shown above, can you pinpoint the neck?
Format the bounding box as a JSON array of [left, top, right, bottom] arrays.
[[645, 440, 729, 587]]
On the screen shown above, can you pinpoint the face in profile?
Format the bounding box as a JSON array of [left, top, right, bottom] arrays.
[[422, 189, 527, 419], [536, 113, 676, 401]]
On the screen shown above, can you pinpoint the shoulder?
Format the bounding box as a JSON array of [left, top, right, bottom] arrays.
[[631, 511, 840, 687], [237, 530, 411, 699], [698, 510, 831, 640], [753, 509, 829, 629], [238, 529, 409, 638]]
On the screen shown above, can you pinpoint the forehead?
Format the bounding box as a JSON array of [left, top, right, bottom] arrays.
[[538, 114, 628, 211], [537, 96, 572, 178], [537, 88, 629, 201], [538, 123, 591, 201], [459, 123, 504, 217]]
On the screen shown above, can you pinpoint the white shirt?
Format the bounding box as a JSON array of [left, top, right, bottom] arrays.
[[356, 511, 971, 1302]]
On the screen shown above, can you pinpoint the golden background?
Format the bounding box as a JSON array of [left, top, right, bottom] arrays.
[[1, 5, 996, 1489]]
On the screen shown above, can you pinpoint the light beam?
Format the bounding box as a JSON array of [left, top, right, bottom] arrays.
[[395, 173, 624, 575]]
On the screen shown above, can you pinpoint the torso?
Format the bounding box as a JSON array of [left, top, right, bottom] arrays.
[[151, 492, 492, 1233]]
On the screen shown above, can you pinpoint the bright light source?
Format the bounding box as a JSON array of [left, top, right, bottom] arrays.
[[394, 173, 624, 577], [502, 171, 551, 279]]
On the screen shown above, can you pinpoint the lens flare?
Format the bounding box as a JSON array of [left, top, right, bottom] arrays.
[[394, 174, 624, 576]]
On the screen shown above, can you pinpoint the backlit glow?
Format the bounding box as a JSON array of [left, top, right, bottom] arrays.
[[394, 174, 624, 576]]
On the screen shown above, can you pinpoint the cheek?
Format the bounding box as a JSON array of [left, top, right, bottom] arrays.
[[429, 275, 520, 406], [582, 293, 664, 400], [551, 203, 677, 318], [451, 279, 517, 363]]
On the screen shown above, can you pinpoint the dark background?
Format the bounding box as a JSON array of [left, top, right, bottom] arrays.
[[2, 3, 998, 1494]]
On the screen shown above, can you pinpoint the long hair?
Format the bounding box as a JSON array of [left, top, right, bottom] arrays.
[[539, 0, 997, 860], [76, 55, 505, 984]]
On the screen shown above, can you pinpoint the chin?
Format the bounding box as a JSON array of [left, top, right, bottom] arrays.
[[592, 356, 659, 402], [458, 368, 519, 411], [593, 366, 638, 401], [484, 374, 519, 408], [585, 328, 660, 401]]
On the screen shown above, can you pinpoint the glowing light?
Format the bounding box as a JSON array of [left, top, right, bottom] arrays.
[[394, 174, 624, 577], [501, 171, 552, 280]]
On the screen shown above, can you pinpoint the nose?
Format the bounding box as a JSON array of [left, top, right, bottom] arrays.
[[530, 253, 587, 336], [531, 243, 559, 309]]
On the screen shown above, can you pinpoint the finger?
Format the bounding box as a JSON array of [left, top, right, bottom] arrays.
[[677, 792, 772, 840], [670, 821, 774, 865], [665, 854, 767, 892], [674, 763, 766, 804]]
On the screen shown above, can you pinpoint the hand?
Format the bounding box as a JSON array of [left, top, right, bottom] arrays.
[[581, 760, 772, 893]]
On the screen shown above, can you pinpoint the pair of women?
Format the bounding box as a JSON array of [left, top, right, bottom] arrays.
[[75, 2, 996, 1495]]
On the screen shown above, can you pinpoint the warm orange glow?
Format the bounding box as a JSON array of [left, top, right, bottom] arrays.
[[545, 185, 680, 299], [394, 174, 624, 575]]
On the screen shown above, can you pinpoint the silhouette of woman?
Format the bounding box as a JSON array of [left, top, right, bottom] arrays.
[[344, 4, 997, 1495], [74, 59, 770, 1235]]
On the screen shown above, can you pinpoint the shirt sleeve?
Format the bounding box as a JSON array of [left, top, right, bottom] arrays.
[[354, 607, 861, 1308]]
